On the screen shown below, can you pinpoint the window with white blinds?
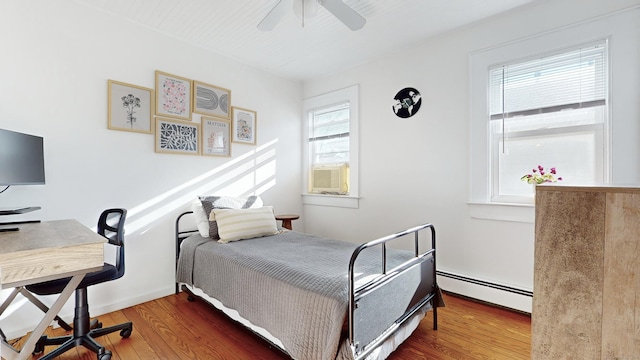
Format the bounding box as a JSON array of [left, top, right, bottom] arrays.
[[302, 85, 359, 205], [488, 41, 608, 203], [309, 102, 350, 165]]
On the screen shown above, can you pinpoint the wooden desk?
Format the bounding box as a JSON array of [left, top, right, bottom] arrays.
[[0, 220, 105, 360]]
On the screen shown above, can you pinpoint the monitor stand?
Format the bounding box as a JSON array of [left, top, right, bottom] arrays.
[[0, 207, 42, 232], [0, 206, 41, 216]]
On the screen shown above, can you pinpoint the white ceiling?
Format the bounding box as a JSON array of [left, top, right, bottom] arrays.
[[74, 0, 535, 81]]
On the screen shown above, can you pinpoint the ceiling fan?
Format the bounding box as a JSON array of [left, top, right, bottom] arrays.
[[258, 0, 366, 31]]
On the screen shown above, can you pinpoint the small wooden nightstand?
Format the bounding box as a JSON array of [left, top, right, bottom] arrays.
[[275, 214, 300, 230]]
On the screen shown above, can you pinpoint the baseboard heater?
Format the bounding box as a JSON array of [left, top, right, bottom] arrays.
[[436, 271, 533, 297]]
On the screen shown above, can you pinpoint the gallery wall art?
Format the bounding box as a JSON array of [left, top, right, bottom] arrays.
[[107, 80, 154, 134]]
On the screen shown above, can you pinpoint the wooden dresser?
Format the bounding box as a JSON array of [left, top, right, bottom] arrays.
[[532, 185, 640, 359]]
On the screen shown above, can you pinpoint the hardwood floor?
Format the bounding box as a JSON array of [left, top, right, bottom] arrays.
[[12, 292, 531, 359]]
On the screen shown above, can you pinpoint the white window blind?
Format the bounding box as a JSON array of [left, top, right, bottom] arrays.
[[488, 41, 608, 203], [489, 42, 607, 120], [309, 102, 350, 165]]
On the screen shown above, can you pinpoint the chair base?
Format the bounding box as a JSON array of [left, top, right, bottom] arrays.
[[34, 288, 132, 360]]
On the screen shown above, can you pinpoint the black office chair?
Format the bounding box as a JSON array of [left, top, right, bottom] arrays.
[[26, 208, 133, 360]]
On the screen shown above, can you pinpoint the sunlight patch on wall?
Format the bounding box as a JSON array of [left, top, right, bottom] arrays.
[[124, 139, 279, 235]]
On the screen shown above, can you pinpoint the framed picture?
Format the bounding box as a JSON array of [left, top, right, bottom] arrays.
[[231, 107, 257, 145], [155, 117, 200, 155], [107, 80, 154, 134], [201, 116, 231, 157], [155, 70, 192, 120], [193, 80, 231, 119]]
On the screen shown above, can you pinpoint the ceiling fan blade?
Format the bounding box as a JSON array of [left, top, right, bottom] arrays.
[[258, 0, 293, 31], [319, 0, 366, 31]]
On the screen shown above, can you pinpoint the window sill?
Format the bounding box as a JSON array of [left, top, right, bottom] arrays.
[[467, 201, 534, 223], [302, 193, 359, 209]]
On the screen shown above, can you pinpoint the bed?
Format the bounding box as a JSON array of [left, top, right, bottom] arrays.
[[175, 196, 443, 360]]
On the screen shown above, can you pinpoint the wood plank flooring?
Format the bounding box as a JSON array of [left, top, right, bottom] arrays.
[[11, 292, 531, 359]]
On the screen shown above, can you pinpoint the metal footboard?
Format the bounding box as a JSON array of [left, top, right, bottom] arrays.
[[348, 223, 437, 360], [175, 211, 198, 294]]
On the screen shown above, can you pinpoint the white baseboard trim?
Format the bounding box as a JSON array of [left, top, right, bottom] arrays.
[[437, 273, 532, 313]]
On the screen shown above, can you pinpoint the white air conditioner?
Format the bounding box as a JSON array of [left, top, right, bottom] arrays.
[[310, 164, 349, 194]]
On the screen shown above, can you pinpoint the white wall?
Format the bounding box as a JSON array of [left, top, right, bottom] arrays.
[[302, 0, 640, 312], [0, 0, 302, 338]]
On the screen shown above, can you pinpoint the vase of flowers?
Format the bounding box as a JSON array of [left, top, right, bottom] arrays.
[[521, 165, 562, 185]]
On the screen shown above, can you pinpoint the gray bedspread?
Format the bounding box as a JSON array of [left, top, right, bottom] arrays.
[[176, 231, 417, 360]]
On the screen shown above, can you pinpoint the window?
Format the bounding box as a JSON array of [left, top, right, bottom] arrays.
[[487, 41, 608, 204], [309, 103, 350, 165], [302, 85, 359, 208]]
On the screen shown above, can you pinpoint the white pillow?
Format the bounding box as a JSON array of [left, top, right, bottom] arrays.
[[192, 198, 210, 237], [192, 195, 263, 238], [212, 206, 278, 243]]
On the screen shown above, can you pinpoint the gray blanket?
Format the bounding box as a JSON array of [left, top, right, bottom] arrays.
[[176, 231, 416, 360]]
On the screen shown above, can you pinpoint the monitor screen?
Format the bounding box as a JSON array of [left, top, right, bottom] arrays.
[[0, 129, 46, 185]]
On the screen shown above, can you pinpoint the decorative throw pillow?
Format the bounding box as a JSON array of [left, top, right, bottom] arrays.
[[197, 195, 263, 239], [212, 206, 278, 243]]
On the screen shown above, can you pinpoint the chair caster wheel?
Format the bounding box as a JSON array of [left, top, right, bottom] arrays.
[[120, 327, 132, 338], [98, 349, 112, 360], [91, 318, 103, 329]]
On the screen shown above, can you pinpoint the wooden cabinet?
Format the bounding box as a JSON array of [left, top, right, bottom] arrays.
[[532, 185, 640, 359]]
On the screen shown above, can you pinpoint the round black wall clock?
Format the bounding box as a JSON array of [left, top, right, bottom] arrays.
[[392, 87, 422, 118]]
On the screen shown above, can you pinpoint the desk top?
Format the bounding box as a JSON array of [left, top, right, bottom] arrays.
[[0, 220, 105, 288]]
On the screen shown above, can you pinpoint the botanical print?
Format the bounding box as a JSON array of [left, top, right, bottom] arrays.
[[155, 71, 192, 120], [107, 80, 153, 134], [193, 81, 231, 119], [236, 118, 252, 141], [161, 77, 188, 116], [156, 118, 199, 155], [121, 94, 141, 129], [232, 107, 256, 145]]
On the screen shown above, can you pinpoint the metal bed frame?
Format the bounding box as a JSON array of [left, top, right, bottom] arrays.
[[175, 211, 440, 360]]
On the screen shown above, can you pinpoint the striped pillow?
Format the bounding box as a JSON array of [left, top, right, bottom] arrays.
[[197, 195, 263, 238], [212, 206, 278, 243]]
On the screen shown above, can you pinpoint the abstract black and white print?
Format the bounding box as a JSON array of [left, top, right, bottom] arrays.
[[193, 81, 231, 119], [196, 86, 217, 110], [156, 118, 199, 155]]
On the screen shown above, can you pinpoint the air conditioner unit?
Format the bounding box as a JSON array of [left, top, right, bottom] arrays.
[[311, 164, 349, 194]]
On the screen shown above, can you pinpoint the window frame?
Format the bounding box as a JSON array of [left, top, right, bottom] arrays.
[[486, 41, 609, 204], [469, 23, 616, 222], [302, 85, 359, 208]]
